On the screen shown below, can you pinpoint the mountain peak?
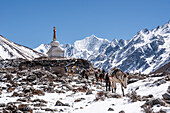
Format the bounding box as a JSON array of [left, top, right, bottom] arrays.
[[89, 34, 96, 38], [140, 28, 150, 35]]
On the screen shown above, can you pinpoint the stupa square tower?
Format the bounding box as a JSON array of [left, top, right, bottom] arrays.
[[47, 27, 64, 59]]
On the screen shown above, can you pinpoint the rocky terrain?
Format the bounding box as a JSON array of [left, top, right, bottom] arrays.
[[0, 59, 169, 113]]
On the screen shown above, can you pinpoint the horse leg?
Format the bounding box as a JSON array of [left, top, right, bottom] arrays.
[[101, 78, 102, 85], [106, 81, 108, 91], [121, 84, 125, 96], [111, 82, 114, 93], [114, 82, 116, 93], [109, 81, 111, 91]]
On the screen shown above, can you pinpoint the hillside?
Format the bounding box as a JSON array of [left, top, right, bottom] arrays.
[[0, 35, 43, 60]]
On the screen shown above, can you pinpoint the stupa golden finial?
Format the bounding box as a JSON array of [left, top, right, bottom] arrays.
[[53, 26, 57, 41]]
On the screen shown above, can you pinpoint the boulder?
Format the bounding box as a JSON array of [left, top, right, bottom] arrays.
[[74, 98, 85, 102], [55, 101, 70, 107], [119, 110, 125, 113], [86, 89, 93, 95], [142, 94, 154, 101], [153, 79, 166, 86], [0, 103, 5, 107], [162, 93, 170, 100], [106, 93, 121, 98], [32, 89, 45, 96], [142, 98, 166, 107], [108, 108, 114, 111], [65, 84, 73, 90], [6, 102, 17, 112], [167, 86, 170, 93], [12, 92, 19, 97], [18, 104, 32, 112], [27, 74, 36, 82]]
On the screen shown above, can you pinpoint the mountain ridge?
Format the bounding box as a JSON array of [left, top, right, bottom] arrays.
[[0, 35, 44, 60], [34, 20, 170, 74]]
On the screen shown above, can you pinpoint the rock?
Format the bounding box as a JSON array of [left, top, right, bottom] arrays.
[[153, 79, 166, 86], [72, 87, 87, 93], [55, 101, 70, 107], [162, 93, 170, 100], [111, 93, 121, 98], [12, 92, 20, 97], [17, 98, 28, 102], [106, 92, 121, 98], [27, 74, 36, 82], [55, 89, 65, 93], [0, 103, 5, 107], [6, 102, 17, 112], [142, 98, 166, 107], [167, 86, 170, 93], [7, 86, 15, 93], [119, 110, 125, 113], [142, 94, 154, 101], [32, 89, 45, 96], [164, 100, 170, 104], [59, 109, 64, 112], [23, 87, 32, 94], [158, 109, 167, 113], [86, 89, 93, 95], [65, 84, 73, 90], [44, 108, 57, 112], [46, 87, 55, 93], [32, 99, 47, 103], [74, 98, 85, 102], [34, 103, 47, 107], [108, 108, 114, 111], [80, 107, 83, 109], [18, 104, 32, 112]]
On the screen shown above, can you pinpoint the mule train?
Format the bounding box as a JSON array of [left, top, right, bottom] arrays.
[[67, 66, 128, 96]]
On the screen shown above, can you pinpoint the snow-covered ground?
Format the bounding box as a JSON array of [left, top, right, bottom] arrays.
[[0, 69, 169, 113]]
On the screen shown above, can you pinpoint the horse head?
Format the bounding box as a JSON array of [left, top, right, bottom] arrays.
[[121, 73, 128, 88]]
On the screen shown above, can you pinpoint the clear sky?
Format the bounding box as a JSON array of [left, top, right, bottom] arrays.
[[0, 0, 170, 48]]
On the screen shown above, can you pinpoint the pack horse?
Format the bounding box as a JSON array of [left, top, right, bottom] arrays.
[[108, 68, 128, 96]]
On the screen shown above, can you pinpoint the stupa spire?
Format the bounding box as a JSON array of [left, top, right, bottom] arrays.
[[53, 26, 57, 41]]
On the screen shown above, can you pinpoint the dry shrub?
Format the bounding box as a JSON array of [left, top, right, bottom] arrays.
[[127, 91, 141, 102], [95, 91, 106, 101], [141, 105, 153, 113]]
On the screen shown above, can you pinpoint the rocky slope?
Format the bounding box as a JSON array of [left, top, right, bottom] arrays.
[[35, 21, 170, 74], [0, 35, 43, 60], [0, 66, 169, 113]]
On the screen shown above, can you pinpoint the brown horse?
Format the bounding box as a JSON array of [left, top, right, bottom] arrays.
[[109, 68, 128, 96]]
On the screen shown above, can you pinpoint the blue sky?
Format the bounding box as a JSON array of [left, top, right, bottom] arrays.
[[0, 0, 170, 48]]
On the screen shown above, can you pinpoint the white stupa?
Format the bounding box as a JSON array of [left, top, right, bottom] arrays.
[[47, 26, 64, 59]]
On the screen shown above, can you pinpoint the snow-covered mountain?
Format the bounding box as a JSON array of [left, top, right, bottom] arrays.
[[35, 20, 170, 74], [0, 35, 43, 60]]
